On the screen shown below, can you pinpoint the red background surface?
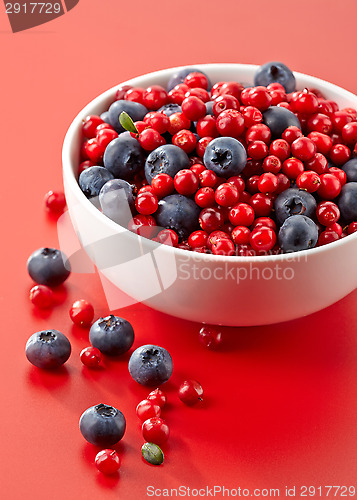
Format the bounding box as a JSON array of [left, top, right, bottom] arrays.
[[1, 1, 357, 498]]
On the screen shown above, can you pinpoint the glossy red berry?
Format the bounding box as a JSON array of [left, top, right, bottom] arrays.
[[316, 201, 340, 225], [156, 229, 179, 247], [306, 113, 332, 135], [247, 86, 272, 111], [96, 128, 118, 149], [231, 226, 251, 245], [242, 106, 263, 127], [249, 193, 273, 216], [331, 110, 353, 133], [214, 183, 239, 207], [247, 140, 268, 160], [307, 131, 333, 156], [142, 417, 169, 445], [143, 85, 168, 110], [174, 169, 199, 195], [329, 167, 347, 186], [216, 109, 245, 138], [147, 388, 167, 409], [181, 96, 206, 121], [44, 191, 66, 214], [115, 84, 132, 100], [125, 87, 145, 105], [275, 173, 290, 194], [178, 380, 203, 405], [195, 187, 215, 208], [317, 173, 342, 200], [249, 226, 276, 252], [251, 217, 276, 231], [151, 174, 174, 198], [198, 325, 223, 349], [291, 137, 317, 161], [168, 112, 191, 135], [199, 207, 225, 232], [348, 222, 357, 234], [229, 203, 255, 226], [128, 214, 157, 238], [78, 160, 96, 175], [219, 81, 244, 100], [327, 222, 343, 237], [184, 72, 209, 90], [329, 144, 351, 166], [69, 299, 94, 327], [29, 285, 54, 309], [296, 170, 321, 192], [211, 237, 235, 256], [135, 192, 159, 215], [282, 158, 305, 179], [145, 112, 169, 134], [185, 87, 210, 102], [197, 115, 218, 138], [213, 95, 240, 117], [269, 139, 290, 162], [304, 153, 328, 174], [168, 83, 190, 105], [258, 172, 278, 194], [139, 128, 164, 151], [318, 229, 340, 246], [83, 138, 105, 163], [281, 126, 303, 144], [245, 124, 271, 144], [342, 121, 357, 146], [262, 155, 281, 174], [80, 346, 102, 368], [196, 136, 213, 157], [293, 90, 319, 114], [199, 169, 218, 188], [136, 400, 161, 421], [95, 449, 120, 475], [82, 115, 104, 139], [172, 129, 197, 153], [188, 230, 209, 248]]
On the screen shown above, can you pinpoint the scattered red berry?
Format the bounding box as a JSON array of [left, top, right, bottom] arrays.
[[178, 380, 204, 405], [44, 191, 66, 214], [69, 299, 94, 327], [142, 417, 169, 445], [29, 285, 54, 309], [80, 346, 102, 368], [95, 449, 120, 475]]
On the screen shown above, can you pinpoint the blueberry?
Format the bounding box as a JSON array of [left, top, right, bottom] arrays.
[[145, 144, 190, 184], [25, 330, 71, 369], [278, 215, 318, 253], [262, 106, 301, 139], [274, 188, 317, 226], [341, 158, 357, 182], [128, 344, 173, 386], [167, 67, 211, 92], [89, 315, 134, 356], [254, 61, 296, 93], [203, 137, 247, 177], [100, 111, 111, 124], [27, 247, 71, 287], [108, 99, 148, 133], [338, 182, 357, 222], [205, 100, 215, 116], [155, 194, 201, 239], [99, 179, 135, 225], [79, 403, 126, 447], [78, 166, 114, 199], [104, 134, 146, 180], [158, 103, 182, 116]]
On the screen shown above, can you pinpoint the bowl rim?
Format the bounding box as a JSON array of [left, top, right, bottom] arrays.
[[62, 62, 357, 263]]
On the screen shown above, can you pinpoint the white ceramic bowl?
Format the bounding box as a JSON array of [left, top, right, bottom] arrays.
[[62, 63, 357, 326]]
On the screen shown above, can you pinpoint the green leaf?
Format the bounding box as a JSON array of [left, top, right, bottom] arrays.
[[141, 442, 164, 465], [119, 111, 139, 134]]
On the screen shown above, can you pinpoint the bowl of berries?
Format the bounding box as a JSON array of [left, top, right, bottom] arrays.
[[62, 63, 357, 326]]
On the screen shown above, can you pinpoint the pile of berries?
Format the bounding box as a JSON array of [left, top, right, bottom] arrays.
[[78, 62, 357, 255]]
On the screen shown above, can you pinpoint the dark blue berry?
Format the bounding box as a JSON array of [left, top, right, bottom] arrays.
[[145, 144, 190, 184], [341, 158, 357, 183], [79, 403, 126, 447], [263, 106, 301, 139], [89, 315, 134, 356], [100, 111, 111, 124], [338, 182, 357, 223], [104, 134, 146, 180], [158, 103, 182, 116], [99, 179, 135, 224], [27, 247, 71, 287], [278, 215, 318, 253], [79, 166, 114, 199], [108, 100, 148, 133], [167, 67, 211, 92], [205, 101, 215, 116], [155, 194, 201, 239], [274, 188, 317, 226], [254, 61, 296, 93], [128, 344, 173, 386], [25, 330, 71, 369], [203, 137, 247, 177]]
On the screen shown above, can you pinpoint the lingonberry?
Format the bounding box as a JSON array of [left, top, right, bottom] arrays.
[[181, 96, 206, 121], [228, 203, 255, 226], [197, 115, 218, 138], [138, 185, 155, 195], [307, 131, 333, 155], [95, 449, 120, 475], [282, 158, 305, 179], [78, 160, 96, 175], [190, 163, 206, 175], [114, 84, 132, 100], [239, 190, 252, 203], [318, 229, 340, 246], [29, 285, 54, 309], [168, 112, 191, 135], [240, 87, 252, 105], [247, 86, 272, 111], [248, 140, 268, 160], [219, 81, 244, 100], [188, 230, 209, 248], [281, 126, 303, 144], [184, 71, 209, 90], [178, 380, 204, 405], [70, 299, 94, 327], [206, 230, 230, 250], [135, 192, 159, 215], [136, 400, 161, 421], [80, 346, 102, 368], [196, 136, 214, 157], [269, 139, 290, 161], [275, 173, 290, 194], [245, 123, 271, 144], [296, 170, 321, 192], [199, 169, 218, 188], [291, 137, 317, 161], [241, 159, 263, 179], [214, 183, 239, 207], [172, 129, 197, 154], [211, 237, 235, 256], [96, 128, 118, 149], [327, 222, 343, 236], [195, 187, 215, 208], [306, 113, 332, 135], [246, 175, 260, 194], [329, 144, 351, 165], [128, 214, 157, 238], [342, 121, 357, 146], [142, 417, 169, 445], [168, 83, 190, 105], [231, 225, 251, 244], [249, 226, 276, 252], [249, 193, 273, 216], [211, 81, 225, 99], [143, 85, 168, 110], [305, 153, 329, 174], [348, 222, 357, 234], [156, 229, 179, 247], [316, 201, 340, 225], [317, 99, 334, 116], [174, 169, 199, 195], [329, 167, 347, 186], [262, 155, 281, 174], [227, 175, 245, 192], [147, 388, 167, 409], [251, 217, 277, 231], [139, 128, 164, 151], [198, 325, 223, 349], [317, 173, 342, 200], [242, 106, 263, 127], [44, 190, 66, 214], [213, 95, 240, 117], [145, 112, 169, 134], [258, 172, 278, 194], [82, 115, 104, 139], [293, 90, 319, 114], [151, 174, 174, 198], [216, 109, 245, 138], [199, 207, 225, 232], [331, 110, 353, 133], [125, 87, 145, 105], [83, 138, 105, 163]]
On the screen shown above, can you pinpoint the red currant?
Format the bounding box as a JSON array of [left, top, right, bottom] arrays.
[[348, 222, 357, 234], [29, 285, 54, 309], [304, 153, 328, 174], [78, 160, 95, 175], [318, 229, 340, 246], [95, 450, 120, 475], [307, 113, 332, 135], [211, 237, 235, 256], [251, 217, 276, 231], [195, 187, 215, 208], [44, 191, 66, 214], [198, 325, 223, 349], [316, 201, 340, 225], [136, 400, 161, 421], [96, 128, 118, 149], [329, 167, 347, 186], [115, 84, 132, 100], [296, 171, 321, 192], [138, 128, 164, 151], [147, 388, 167, 408], [269, 139, 290, 161], [196, 136, 213, 157], [248, 140, 268, 160], [125, 87, 145, 105], [142, 417, 169, 445], [168, 83, 190, 105], [199, 169, 218, 188], [214, 183, 239, 207], [69, 299, 94, 327], [242, 106, 263, 127], [247, 86, 272, 111], [172, 129, 197, 153], [317, 173, 341, 200], [80, 346, 102, 368], [151, 174, 174, 198], [174, 169, 199, 195], [342, 121, 357, 146], [307, 131, 333, 156], [145, 112, 169, 134], [178, 380, 203, 405], [293, 90, 319, 114], [275, 173, 290, 194]]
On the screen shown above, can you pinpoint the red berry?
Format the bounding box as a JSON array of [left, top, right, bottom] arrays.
[[293, 90, 319, 114], [211, 237, 235, 256], [156, 229, 179, 247], [216, 109, 245, 138], [262, 155, 281, 174], [199, 169, 218, 188], [178, 380, 203, 405], [135, 192, 159, 215], [96, 128, 118, 149], [198, 325, 223, 349], [327, 222, 343, 236], [138, 185, 154, 195], [306, 113, 332, 135], [242, 106, 263, 127], [174, 169, 199, 195], [168, 83, 190, 105], [196, 136, 213, 157], [227, 176, 245, 192], [147, 388, 167, 408], [249, 193, 273, 216], [136, 400, 161, 421], [307, 131, 333, 156], [245, 124, 271, 144], [248, 140, 268, 160], [206, 230, 230, 250], [188, 230, 209, 248], [213, 95, 240, 117], [128, 214, 157, 238], [151, 174, 174, 198], [317, 173, 342, 200], [181, 96, 206, 121], [251, 217, 276, 231], [84, 138, 105, 163], [291, 137, 317, 161], [229, 203, 255, 226], [247, 86, 272, 111], [44, 191, 66, 214], [29, 285, 54, 309], [199, 207, 225, 232], [331, 110, 353, 133], [329, 167, 347, 186], [95, 449, 120, 475], [125, 87, 145, 105], [269, 139, 290, 162], [139, 128, 164, 151], [185, 87, 210, 102], [296, 170, 321, 192], [82, 115, 104, 139], [146, 112, 169, 134], [78, 160, 96, 175], [184, 72, 209, 90], [80, 346, 102, 368], [304, 153, 328, 174], [143, 85, 168, 110], [329, 144, 351, 166], [342, 122, 357, 146], [190, 163, 206, 176], [316, 201, 340, 225], [214, 183, 239, 207], [231, 225, 251, 245], [172, 129, 197, 153], [348, 222, 357, 234], [168, 112, 191, 135], [258, 172, 278, 194], [275, 173, 290, 194], [69, 299, 94, 327], [281, 126, 303, 144], [219, 81, 244, 100], [115, 84, 132, 100], [282, 157, 305, 179], [318, 229, 340, 246], [142, 417, 169, 445], [197, 115, 218, 138], [246, 175, 260, 194], [250, 226, 276, 252], [195, 187, 215, 208]]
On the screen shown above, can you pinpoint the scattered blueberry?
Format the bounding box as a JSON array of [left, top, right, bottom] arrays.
[[25, 330, 71, 369], [104, 134, 146, 180], [338, 182, 357, 222], [145, 144, 190, 184], [254, 61, 296, 93], [79, 166, 114, 199], [167, 67, 211, 92], [341, 158, 357, 183], [79, 403, 126, 447], [99, 179, 135, 225], [203, 137, 247, 177], [274, 188, 317, 226], [27, 247, 71, 287], [128, 344, 173, 386], [108, 100, 148, 133], [263, 106, 301, 139], [278, 215, 318, 253], [155, 194, 201, 239], [89, 315, 135, 356], [158, 103, 182, 116]]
